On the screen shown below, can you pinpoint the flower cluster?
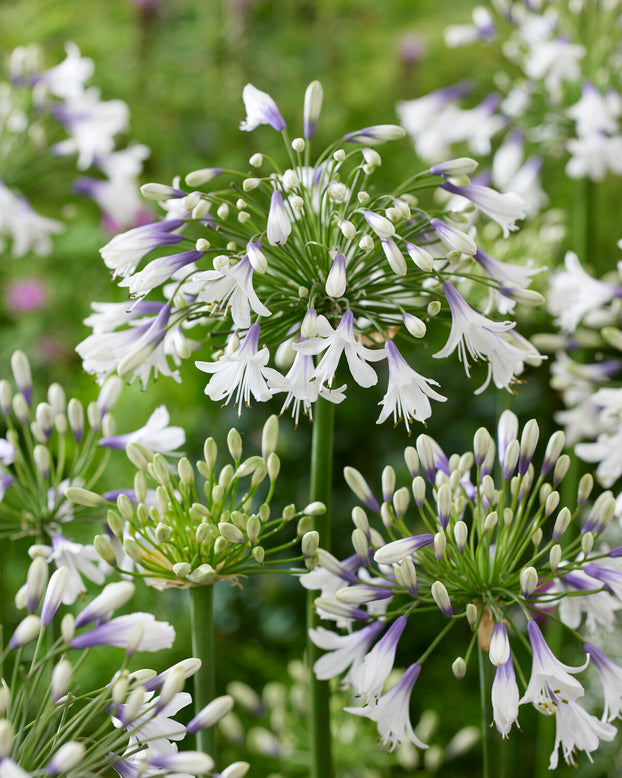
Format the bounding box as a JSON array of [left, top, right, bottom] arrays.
[[68, 415, 322, 590], [539, 244, 622, 488], [306, 410, 622, 768], [77, 81, 542, 429], [0, 350, 184, 601], [398, 0, 622, 200], [1, 561, 243, 778], [1, 42, 150, 259]]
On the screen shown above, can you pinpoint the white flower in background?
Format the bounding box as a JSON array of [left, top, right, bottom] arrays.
[[549, 251, 622, 332]]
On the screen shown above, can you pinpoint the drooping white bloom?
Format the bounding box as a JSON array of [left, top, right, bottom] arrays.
[[196, 324, 273, 414], [240, 84, 286, 132], [548, 695, 616, 769], [294, 311, 385, 388], [491, 653, 519, 739], [584, 642, 622, 722], [520, 620, 587, 713], [434, 281, 539, 393], [355, 616, 406, 702], [377, 341, 446, 432], [345, 663, 428, 752], [309, 621, 385, 683]]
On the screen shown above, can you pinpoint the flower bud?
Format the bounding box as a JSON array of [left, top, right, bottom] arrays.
[[582, 532, 594, 554], [11, 350, 32, 404], [26, 556, 48, 613], [549, 544, 562, 572], [406, 242, 435, 272], [453, 520, 468, 552], [394, 556, 417, 596], [436, 483, 451, 528], [434, 531, 446, 560], [51, 658, 72, 703], [61, 614, 75, 643], [552, 507, 571, 541], [188, 694, 235, 734], [473, 427, 494, 467], [65, 487, 106, 507], [325, 253, 347, 297], [219, 762, 251, 778], [344, 466, 379, 512], [219, 522, 245, 545], [520, 566, 538, 597], [9, 614, 41, 648], [466, 603, 478, 628], [47, 741, 86, 775], [489, 623, 510, 666], [412, 476, 426, 507], [403, 312, 426, 338], [0, 719, 13, 758], [431, 580, 452, 616], [452, 657, 466, 679], [185, 167, 223, 187], [41, 568, 69, 626], [91, 534, 116, 565], [577, 473, 593, 506]]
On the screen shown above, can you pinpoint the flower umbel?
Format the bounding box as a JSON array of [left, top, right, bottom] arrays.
[[79, 82, 540, 428], [307, 411, 622, 765]]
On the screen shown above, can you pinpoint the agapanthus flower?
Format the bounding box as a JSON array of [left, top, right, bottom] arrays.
[[2, 560, 225, 778], [79, 82, 540, 429], [308, 411, 622, 766], [2, 42, 150, 258], [68, 415, 323, 590], [544, 242, 622, 489], [398, 0, 622, 202], [0, 350, 181, 543]]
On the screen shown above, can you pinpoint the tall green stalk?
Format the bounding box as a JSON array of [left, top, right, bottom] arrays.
[[478, 644, 490, 778], [189, 585, 216, 758], [307, 397, 335, 778]]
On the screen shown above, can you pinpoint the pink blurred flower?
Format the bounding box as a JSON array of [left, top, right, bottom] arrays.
[[5, 278, 48, 314]]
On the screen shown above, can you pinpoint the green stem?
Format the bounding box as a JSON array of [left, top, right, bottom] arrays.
[[189, 585, 216, 758], [307, 397, 335, 778], [478, 644, 490, 778]]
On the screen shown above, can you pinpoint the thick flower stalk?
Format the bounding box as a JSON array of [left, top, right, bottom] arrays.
[[1, 43, 150, 258], [67, 415, 322, 589], [307, 410, 622, 769], [540, 244, 622, 488], [79, 81, 541, 430], [1, 563, 238, 778], [0, 350, 182, 537]]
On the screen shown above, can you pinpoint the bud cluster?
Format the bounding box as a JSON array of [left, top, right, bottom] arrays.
[[0, 351, 122, 539], [308, 411, 622, 762], [70, 415, 324, 588]]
